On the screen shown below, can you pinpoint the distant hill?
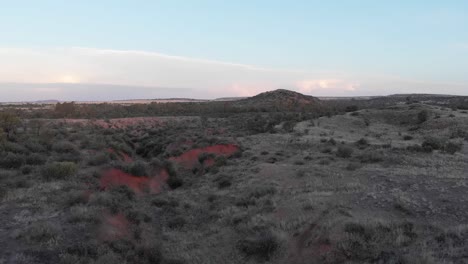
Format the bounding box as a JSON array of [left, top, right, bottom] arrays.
[[234, 89, 321, 110], [0, 99, 59, 105]]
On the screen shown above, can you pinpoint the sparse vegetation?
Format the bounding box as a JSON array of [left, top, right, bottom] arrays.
[[0, 91, 467, 263]]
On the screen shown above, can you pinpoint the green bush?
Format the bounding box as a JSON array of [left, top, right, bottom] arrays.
[[41, 162, 77, 180]]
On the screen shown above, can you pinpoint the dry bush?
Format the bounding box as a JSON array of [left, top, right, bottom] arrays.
[[41, 162, 78, 180], [0, 152, 25, 169], [336, 145, 354, 158], [237, 228, 281, 261]]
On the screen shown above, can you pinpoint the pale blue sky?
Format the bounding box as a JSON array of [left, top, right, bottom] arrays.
[[1, 1, 467, 100]]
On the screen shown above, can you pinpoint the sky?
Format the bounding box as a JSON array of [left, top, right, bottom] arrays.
[[1, 0, 468, 101]]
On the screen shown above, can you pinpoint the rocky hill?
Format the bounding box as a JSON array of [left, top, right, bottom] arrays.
[[234, 89, 321, 111]]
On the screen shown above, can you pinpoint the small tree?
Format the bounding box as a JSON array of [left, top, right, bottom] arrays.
[[0, 111, 21, 140], [55, 102, 76, 117]]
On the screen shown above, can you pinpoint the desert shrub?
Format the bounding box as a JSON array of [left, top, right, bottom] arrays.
[[345, 105, 359, 112], [88, 153, 110, 166], [2, 142, 28, 154], [294, 160, 305, 165], [336, 221, 417, 262], [25, 153, 47, 165], [65, 191, 89, 207], [237, 229, 280, 261], [336, 145, 353, 158], [355, 138, 369, 149], [0, 184, 6, 201], [406, 144, 424, 152], [17, 222, 60, 244], [167, 176, 183, 190], [450, 128, 468, 140], [422, 137, 445, 152], [128, 161, 148, 176], [282, 120, 297, 133], [214, 156, 227, 167], [0, 152, 25, 169], [346, 162, 361, 171], [328, 138, 337, 145], [417, 110, 428, 123], [215, 175, 232, 189], [245, 114, 275, 134], [403, 135, 413, 140], [358, 151, 384, 163], [161, 161, 183, 189], [152, 197, 179, 208], [249, 186, 276, 199], [41, 162, 77, 180], [135, 245, 163, 264], [24, 140, 47, 153], [166, 216, 186, 229], [444, 141, 463, 154], [21, 165, 33, 175], [164, 259, 185, 264], [55, 152, 83, 163], [52, 141, 79, 154], [321, 146, 333, 153], [198, 152, 215, 164], [235, 196, 257, 207]]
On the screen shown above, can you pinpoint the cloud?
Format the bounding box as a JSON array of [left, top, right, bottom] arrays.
[[296, 79, 359, 94]]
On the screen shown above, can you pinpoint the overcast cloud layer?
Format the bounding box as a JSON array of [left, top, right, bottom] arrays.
[[1, 47, 467, 102]]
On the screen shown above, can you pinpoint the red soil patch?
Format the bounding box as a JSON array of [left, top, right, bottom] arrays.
[[100, 168, 168, 194], [169, 144, 239, 169], [99, 213, 130, 241]]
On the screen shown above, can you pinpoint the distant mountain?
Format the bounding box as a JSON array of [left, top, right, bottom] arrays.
[[33, 100, 60, 104]]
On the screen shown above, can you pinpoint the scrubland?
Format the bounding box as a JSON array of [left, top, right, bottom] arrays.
[[0, 91, 468, 263]]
